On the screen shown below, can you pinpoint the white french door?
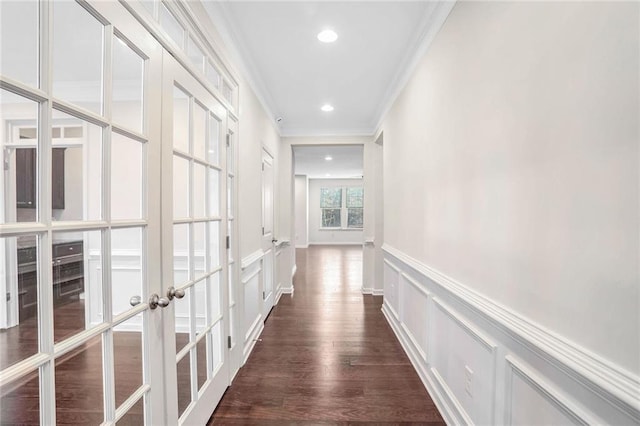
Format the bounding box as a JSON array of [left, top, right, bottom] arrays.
[[0, 1, 232, 425], [160, 52, 230, 425]]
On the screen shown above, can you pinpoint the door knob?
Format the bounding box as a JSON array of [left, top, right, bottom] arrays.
[[129, 295, 142, 306], [167, 286, 185, 301], [149, 293, 170, 309]]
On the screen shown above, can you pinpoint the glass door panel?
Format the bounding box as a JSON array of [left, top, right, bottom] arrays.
[[163, 52, 229, 425]]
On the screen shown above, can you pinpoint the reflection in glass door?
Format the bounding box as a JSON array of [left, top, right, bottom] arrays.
[[0, 1, 164, 424], [162, 52, 230, 425]]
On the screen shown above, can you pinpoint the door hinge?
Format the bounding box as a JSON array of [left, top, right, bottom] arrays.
[[226, 235, 230, 249], [5, 292, 10, 302], [262, 291, 265, 300], [261, 163, 264, 171], [227, 336, 232, 349], [262, 227, 264, 235], [226, 133, 230, 147]]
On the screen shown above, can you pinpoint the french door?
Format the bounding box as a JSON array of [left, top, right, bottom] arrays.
[[0, 1, 231, 424], [160, 52, 230, 424]]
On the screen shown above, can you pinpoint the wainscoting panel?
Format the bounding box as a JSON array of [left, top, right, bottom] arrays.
[[241, 256, 263, 363], [382, 244, 640, 426]]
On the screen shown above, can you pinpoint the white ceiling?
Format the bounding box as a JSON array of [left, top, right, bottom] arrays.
[[294, 145, 363, 179], [204, 1, 445, 136]]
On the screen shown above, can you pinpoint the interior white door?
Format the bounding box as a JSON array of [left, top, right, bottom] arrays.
[[160, 51, 230, 425], [261, 149, 275, 318], [0, 1, 166, 424]]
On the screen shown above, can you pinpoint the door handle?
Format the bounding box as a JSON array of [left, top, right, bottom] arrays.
[[129, 295, 142, 306], [167, 286, 185, 301], [149, 293, 170, 309], [272, 239, 278, 244]]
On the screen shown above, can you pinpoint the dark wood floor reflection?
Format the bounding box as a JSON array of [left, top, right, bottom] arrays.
[[209, 245, 444, 425]]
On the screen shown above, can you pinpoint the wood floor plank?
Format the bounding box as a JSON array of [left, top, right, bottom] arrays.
[[209, 245, 444, 424]]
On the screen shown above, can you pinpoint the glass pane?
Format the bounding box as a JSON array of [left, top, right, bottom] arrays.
[[173, 155, 189, 219], [222, 82, 233, 104], [193, 222, 205, 280], [193, 163, 206, 219], [348, 208, 364, 228], [0, 1, 38, 88], [116, 396, 144, 426], [113, 35, 144, 134], [0, 234, 39, 370], [207, 114, 220, 165], [320, 188, 342, 208], [194, 279, 206, 334], [112, 133, 143, 220], [209, 272, 221, 321], [55, 334, 103, 423], [52, 109, 103, 222], [53, 230, 102, 343], [208, 221, 220, 271], [0, 89, 39, 224], [173, 86, 189, 153], [114, 314, 143, 408], [0, 369, 40, 424], [321, 209, 341, 228], [192, 102, 206, 161], [176, 354, 191, 417], [187, 36, 204, 73], [173, 224, 189, 286], [159, 3, 184, 49], [212, 320, 223, 372], [206, 61, 221, 90], [111, 228, 143, 316], [174, 285, 190, 354], [346, 187, 364, 208], [197, 335, 208, 391], [53, 1, 104, 114], [208, 168, 219, 217]]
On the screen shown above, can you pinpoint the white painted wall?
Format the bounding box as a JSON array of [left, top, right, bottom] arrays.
[[294, 175, 308, 248], [308, 178, 363, 245], [378, 1, 639, 423]]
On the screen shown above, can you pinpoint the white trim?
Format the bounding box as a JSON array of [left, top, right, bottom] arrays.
[[361, 287, 373, 295], [291, 264, 297, 278], [504, 355, 596, 425], [372, 1, 456, 134], [295, 244, 309, 249], [240, 249, 263, 270], [382, 243, 640, 423], [372, 289, 384, 296], [308, 242, 362, 246], [242, 315, 264, 365]]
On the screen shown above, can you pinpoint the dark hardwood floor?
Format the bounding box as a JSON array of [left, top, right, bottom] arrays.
[[209, 245, 444, 425]]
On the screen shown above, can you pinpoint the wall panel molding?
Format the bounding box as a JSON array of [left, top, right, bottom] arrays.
[[381, 244, 640, 425]]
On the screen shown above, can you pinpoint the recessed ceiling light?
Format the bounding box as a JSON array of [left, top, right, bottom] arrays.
[[325, 156, 333, 161], [321, 104, 334, 112], [317, 29, 338, 43]]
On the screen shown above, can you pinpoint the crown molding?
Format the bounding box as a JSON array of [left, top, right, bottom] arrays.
[[202, 2, 281, 134], [371, 0, 457, 134]]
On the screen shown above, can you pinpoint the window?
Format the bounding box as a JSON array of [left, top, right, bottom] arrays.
[[346, 187, 364, 228], [320, 186, 363, 229]]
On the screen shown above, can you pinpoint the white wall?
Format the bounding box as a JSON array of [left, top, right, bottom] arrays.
[[379, 1, 639, 424], [308, 178, 363, 245], [294, 175, 308, 248]]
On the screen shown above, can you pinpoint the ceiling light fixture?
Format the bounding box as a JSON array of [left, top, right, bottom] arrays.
[[325, 156, 333, 161], [321, 104, 334, 112], [317, 29, 338, 43]]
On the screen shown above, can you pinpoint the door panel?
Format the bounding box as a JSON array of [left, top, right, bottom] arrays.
[[161, 52, 229, 425], [0, 1, 165, 425]]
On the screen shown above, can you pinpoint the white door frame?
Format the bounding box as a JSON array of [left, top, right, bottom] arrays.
[[261, 147, 275, 318]]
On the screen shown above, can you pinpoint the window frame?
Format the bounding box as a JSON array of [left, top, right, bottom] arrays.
[[319, 186, 363, 230]]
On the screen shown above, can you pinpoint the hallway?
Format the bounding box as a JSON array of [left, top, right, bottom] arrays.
[[209, 245, 444, 424]]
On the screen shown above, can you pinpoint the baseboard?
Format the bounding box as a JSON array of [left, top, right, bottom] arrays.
[[295, 244, 308, 249], [372, 288, 384, 296], [381, 244, 640, 425], [292, 264, 297, 277], [361, 287, 373, 295]]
